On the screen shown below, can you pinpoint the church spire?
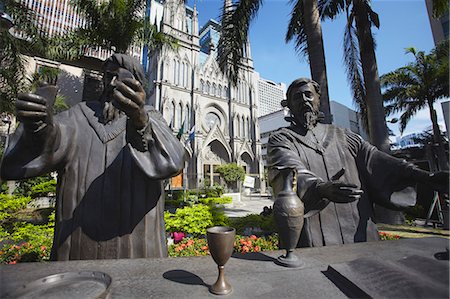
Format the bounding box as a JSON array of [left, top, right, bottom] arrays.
[[192, 1, 199, 36]]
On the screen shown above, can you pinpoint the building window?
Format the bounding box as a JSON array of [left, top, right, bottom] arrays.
[[206, 81, 211, 94], [212, 83, 217, 96], [218, 85, 222, 98], [176, 103, 182, 129], [200, 79, 205, 92], [173, 59, 177, 84]]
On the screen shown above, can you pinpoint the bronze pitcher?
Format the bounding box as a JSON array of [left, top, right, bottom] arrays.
[[273, 168, 304, 268]]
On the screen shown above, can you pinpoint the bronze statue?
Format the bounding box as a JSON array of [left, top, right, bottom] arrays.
[[268, 78, 448, 247], [0, 54, 186, 260]]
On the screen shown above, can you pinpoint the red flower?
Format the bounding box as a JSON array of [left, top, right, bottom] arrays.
[[242, 246, 249, 253], [8, 260, 17, 265], [254, 246, 260, 252], [250, 235, 257, 240]]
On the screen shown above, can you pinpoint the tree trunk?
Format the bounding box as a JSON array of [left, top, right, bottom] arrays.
[[354, 2, 390, 152], [428, 100, 449, 170], [354, 1, 401, 225], [303, 0, 332, 124]]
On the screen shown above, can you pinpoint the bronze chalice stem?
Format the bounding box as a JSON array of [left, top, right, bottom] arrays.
[[206, 226, 236, 295]]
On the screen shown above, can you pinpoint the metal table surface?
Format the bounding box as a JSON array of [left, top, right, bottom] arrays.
[[1, 237, 448, 298]]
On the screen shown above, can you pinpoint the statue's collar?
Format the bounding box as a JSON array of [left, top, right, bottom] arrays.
[[282, 124, 331, 154], [80, 101, 127, 143]]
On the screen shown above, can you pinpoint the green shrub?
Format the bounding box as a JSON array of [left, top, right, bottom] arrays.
[[0, 212, 54, 264], [14, 174, 53, 197], [204, 184, 225, 198], [229, 214, 277, 235], [164, 204, 229, 236], [30, 180, 56, 198], [199, 196, 232, 205], [0, 194, 32, 223], [216, 163, 245, 185]]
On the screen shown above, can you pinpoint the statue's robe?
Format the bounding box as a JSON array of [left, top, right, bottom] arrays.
[[1, 101, 185, 260], [268, 123, 416, 247]]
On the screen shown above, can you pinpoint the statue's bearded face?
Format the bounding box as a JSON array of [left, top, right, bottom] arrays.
[[287, 83, 320, 129]]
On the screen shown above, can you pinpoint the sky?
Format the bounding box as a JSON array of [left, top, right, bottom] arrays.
[[186, 0, 447, 138]]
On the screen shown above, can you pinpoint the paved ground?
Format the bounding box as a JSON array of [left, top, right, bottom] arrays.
[[222, 194, 275, 218]]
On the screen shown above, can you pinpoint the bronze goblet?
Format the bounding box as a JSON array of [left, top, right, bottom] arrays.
[[206, 226, 236, 295]]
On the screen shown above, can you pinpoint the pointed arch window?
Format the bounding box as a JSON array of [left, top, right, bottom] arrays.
[[206, 81, 211, 94], [185, 104, 190, 129], [236, 116, 240, 138], [170, 101, 176, 128], [173, 59, 177, 84], [200, 79, 205, 92], [175, 102, 182, 129], [218, 85, 222, 98], [212, 83, 217, 97]]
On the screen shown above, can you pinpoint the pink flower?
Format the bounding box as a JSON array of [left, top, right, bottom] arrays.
[[173, 232, 185, 243]]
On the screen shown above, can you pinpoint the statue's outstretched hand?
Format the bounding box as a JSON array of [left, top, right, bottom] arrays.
[[16, 92, 52, 132], [112, 78, 148, 129], [317, 181, 364, 203], [427, 171, 449, 194]]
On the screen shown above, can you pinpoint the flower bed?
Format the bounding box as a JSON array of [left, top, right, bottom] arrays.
[[378, 231, 401, 240], [168, 234, 279, 257]]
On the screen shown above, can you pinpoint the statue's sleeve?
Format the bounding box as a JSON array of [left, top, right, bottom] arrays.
[[347, 131, 417, 210], [267, 131, 329, 217], [0, 113, 73, 180], [127, 107, 186, 180]]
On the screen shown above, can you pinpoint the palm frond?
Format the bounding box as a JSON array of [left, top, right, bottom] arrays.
[[285, 0, 308, 58], [218, 0, 263, 84], [343, 15, 367, 129], [398, 104, 422, 134], [317, 0, 346, 20], [432, 0, 449, 18]]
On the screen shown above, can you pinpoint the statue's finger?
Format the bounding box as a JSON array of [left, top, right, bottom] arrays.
[[335, 182, 358, 189], [339, 187, 364, 194], [18, 93, 47, 105], [115, 81, 137, 101], [16, 110, 47, 121], [112, 90, 139, 113], [121, 78, 143, 92], [16, 100, 47, 112]]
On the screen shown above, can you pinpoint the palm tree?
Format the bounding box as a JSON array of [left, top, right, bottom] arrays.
[[431, 0, 449, 18], [381, 41, 449, 169], [0, 0, 46, 114], [319, 0, 390, 152], [286, 0, 331, 123], [49, 0, 179, 61], [218, 0, 332, 123]]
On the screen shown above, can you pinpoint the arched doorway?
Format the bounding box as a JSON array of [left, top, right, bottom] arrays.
[[202, 140, 230, 187]]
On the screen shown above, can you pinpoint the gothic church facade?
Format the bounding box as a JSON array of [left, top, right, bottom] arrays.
[[145, 0, 263, 190]]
